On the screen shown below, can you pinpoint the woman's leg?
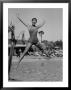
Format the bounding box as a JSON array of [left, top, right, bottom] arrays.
[[18, 42, 32, 64], [36, 42, 49, 56]]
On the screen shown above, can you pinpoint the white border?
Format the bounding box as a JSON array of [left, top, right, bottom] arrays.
[[3, 3, 68, 87]]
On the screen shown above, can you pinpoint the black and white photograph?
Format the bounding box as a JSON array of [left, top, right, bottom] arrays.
[[3, 3, 68, 87]]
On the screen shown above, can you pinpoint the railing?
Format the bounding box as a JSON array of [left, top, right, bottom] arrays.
[[8, 44, 26, 47]]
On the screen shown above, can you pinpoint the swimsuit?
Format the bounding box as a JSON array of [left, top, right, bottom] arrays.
[[28, 26, 38, 44]]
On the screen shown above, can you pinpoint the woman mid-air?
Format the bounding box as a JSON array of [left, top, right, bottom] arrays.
[[17, 16, 48, 65]]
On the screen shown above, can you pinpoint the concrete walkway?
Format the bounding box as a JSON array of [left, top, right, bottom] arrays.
[[9, 56, 63, 81]]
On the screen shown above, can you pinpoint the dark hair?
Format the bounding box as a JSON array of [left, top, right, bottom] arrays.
[[32, 18, 37, 22]]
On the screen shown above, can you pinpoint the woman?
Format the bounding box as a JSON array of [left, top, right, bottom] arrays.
[[17, 16, 48, 65]]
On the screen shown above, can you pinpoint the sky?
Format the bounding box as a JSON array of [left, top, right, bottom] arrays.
[[8, 8, 63, 41]]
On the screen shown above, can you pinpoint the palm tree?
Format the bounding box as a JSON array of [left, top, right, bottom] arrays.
[[39, 31, 44, 42]]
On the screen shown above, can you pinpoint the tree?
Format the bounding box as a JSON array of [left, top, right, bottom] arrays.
[[54, 40, 63, 49], [39, 31, 44, 42]]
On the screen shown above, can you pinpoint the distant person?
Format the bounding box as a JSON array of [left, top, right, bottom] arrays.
[[8, 22, 16, 79], [17, 16, 49, 66]]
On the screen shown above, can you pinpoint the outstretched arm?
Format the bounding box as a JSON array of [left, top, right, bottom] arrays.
[[17, 16, 29, 28], [37, 20, 45, 29]]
